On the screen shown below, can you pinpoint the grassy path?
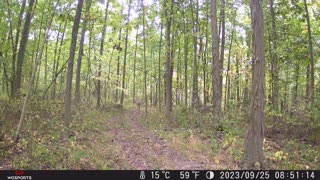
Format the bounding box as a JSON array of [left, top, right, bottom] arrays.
[[100, 110, 208, 169]]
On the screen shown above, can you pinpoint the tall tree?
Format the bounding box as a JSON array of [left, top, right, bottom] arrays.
[[182, 6, 188, 106], [64, 0, 84, 138], [244, 0, 265, 169], [121, 0, 132, 105], [132, 28, 138, 104], [15, 0, 58, 141], [303, 0, 314, 109], [164, 0, 174, 117], [15, 0, 35, 95], [219, 0, 225, 105], [142, 0, 147, 114], [191, 0, 199, 109], [75, 0, 92, 104], [6, 0, 26, 97], [158, 24, 163, 109], [269, 0, 278, 111], [98, 0, 109, 107], [210, 0, 222, 125]]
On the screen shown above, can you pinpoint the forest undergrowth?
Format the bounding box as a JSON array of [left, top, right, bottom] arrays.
[[0, 97, 319, 169]]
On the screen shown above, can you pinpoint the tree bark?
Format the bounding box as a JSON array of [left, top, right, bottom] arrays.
[[158, 24, 163, 110], [183, 9, 188, 106], [219, 0, 226, 105], [97, 1, 109, 108], [225, 28, 234, 111], [142, 0, 148, 115], [121, 0, 132, 105], [6, 0, 26, 97], [75, 0, 92, 104], [244, 0, 265, 169], [51, 19, 68, 99], [64, 0, 84, 138], [191, 0, 199, 109], [210, 0, 222, 125], [269, 0, 278, 111], [303, 0, 314, 110], [133, 28, 138, 104], [15, 0, 35, 95], [15, 0, 57, 141], [165, 0, 174, 117]]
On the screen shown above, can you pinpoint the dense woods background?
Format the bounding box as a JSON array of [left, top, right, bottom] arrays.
[[0, 0, 319, 170]]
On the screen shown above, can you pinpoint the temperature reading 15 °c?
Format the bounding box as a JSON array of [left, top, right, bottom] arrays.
[[151, 171, 170, 179]]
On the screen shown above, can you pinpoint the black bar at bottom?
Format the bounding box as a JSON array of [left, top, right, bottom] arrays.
[[0, 170, 319, 180]]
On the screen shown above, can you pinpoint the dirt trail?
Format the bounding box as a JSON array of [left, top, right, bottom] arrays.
[[105, 110, 208, 170]]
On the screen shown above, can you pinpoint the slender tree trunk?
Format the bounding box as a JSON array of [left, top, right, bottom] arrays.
[[87, 26, 93, 101], [292, 59, 299, 113], [133, 29, 138, 104], [34, 10, 46, 91], [142, 0, 148, 115], [75, 0, 92, 104], [203, 6, 209, 106], [244, 0, 265, 169], [219, 0, 226, 107], [15, 0, 35, 95], [64, 0, 84, 138], [243, 28, 251, 108], [6, 0, 26, 97], [183, 10, 188, 106], [158, 24, 163, 110], [303, 0, 314, 110], [97, 1, 109, 108], [225, 29, 233, 111], [210, 0, 222, 125], [236, 54, 240, 103], [269, 0, 278, 111], [115, 26, 122, 104], [121, 0, 132, 105], [15, 0, 57, 141], [51, 19, 68, 99], [191, 0, 199, 109]]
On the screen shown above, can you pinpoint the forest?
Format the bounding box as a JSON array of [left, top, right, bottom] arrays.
[[0, 0, 319, 170]]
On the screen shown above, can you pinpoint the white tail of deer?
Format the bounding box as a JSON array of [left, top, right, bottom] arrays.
[[135, 98, 141, 111]]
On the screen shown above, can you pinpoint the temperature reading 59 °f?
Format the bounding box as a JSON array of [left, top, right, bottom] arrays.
[[151, 171, 170, 179], [180, 171, 200, 179]]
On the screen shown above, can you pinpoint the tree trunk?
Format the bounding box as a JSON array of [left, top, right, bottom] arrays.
[[292, 58, 299, 114], [142, 0, 148, 115], [15, 0, 57, 141], [244, 0, 265, 169], [115, 26, 122, 104], [97, 1, 109, 108], [165, 0, 174, 117], [183, 9, 188, 106], [270, 0, 278, 111], [121, 0, 132, 105], [191, 0, 199, 109], [75, 0, 92, 104], [225, 28, 234, 111], [133, 28, 138, 104], [64, 0, 84, 138], [51, 19, 68, 99], [158, 24, 163, 110], [219, 0, 226, 106], [303, 0, 314, 110], [210, 0, 222, 125], [6, 0, 26, 97], [203, 6, 209, 106], [15, 0, 35, 95]]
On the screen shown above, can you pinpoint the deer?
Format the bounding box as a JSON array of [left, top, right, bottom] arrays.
[[135, 97, 141, 111]]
